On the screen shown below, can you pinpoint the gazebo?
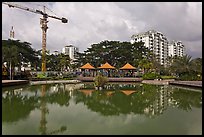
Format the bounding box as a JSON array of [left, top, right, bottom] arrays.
[[120, 63, 136, 77], [98, 62, 115, 77], [80, 63, 95, 77]]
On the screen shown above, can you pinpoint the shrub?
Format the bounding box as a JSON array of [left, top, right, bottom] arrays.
[[178, 73, 202, 81], [37, 72, 47, 78], [142, 72, 161, 80], [94, 75, 108, 88], [161, 75, 176, 79]]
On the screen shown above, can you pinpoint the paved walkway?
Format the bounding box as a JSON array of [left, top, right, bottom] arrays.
[[2, 79, 202, 88], [30, 80, 81, 85], [2, 80, 29, 87], [77, 77, 142, 82], [169, 81, 202, 88]]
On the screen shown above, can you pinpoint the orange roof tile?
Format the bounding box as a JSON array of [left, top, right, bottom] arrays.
[[98, 62, 115, 69], [80, 63, 95, 69], [120, 63, 136, 70]]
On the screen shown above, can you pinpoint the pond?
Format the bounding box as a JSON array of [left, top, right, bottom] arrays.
[[2, 82, 202, 135]]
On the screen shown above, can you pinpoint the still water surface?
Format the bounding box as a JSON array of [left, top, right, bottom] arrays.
[[2, 83, 202, 135]]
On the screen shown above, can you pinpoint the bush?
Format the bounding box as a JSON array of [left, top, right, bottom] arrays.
[[142, 72, 161, 80], [94, 75, 108, 87], [161, 75, 176, 79], [37, 72, 47, 78], [178, 73, 202, 81]]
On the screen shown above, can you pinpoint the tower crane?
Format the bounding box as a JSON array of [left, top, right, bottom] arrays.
[[3, 2, 68, 72]]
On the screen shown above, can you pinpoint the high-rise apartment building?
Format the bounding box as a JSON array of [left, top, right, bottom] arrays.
[[131, 30, 168, 66], [168, 41, 184, 57], [131, 30, 185, 66], [62, 45, 79, 60]]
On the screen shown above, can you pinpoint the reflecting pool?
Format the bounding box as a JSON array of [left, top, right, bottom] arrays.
[[2, 83, 202, 135]]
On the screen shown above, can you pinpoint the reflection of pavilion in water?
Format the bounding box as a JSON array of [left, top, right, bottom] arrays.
[[2, 83, 202, 129], [74, 84, 202, 118]]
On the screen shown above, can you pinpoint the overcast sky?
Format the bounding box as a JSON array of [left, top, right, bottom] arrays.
[[2, 2, 202, 58]]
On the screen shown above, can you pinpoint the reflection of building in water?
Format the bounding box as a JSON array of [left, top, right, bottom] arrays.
[[144, 85, 174, 118], [50, 83, 84, 98]]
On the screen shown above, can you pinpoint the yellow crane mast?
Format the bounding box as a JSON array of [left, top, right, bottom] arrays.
[[3, 2, 68, 72]]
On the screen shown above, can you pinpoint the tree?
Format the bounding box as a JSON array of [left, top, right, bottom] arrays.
[[2, 39, 39, 79], [138, 58, 153, 73], [75, 40, 150, 69], [167, 54, 202, 80], [58, 53, 71, 71], [191, 58, 202, 75]]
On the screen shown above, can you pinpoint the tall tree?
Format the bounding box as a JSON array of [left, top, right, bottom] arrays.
[[2, 39, 39, 78], [75, 40, 150, 68]]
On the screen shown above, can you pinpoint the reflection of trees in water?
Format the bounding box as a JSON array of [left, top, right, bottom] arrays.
[[73, 84, 202, 118], [2, 89, 38, 123], [2, 83, 202, 132], [2, 84, 69, 135], [168, 86, 202, 111]]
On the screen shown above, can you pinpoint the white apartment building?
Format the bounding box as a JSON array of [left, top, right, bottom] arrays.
[[131, 30, 185, 66], [131, 30, 169, 66], [62, 45, 79, 60], [168, 41, 184, 57]]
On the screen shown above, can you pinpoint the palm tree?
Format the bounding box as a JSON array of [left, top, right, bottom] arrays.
[[169, 55, 193, 77], [138, 58, 153, 73], [191, 58, 202, 75]]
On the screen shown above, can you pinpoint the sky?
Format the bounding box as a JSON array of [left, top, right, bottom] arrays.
[[2, 2, 202, 58]]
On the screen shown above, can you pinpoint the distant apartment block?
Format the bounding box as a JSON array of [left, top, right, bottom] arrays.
[[130, 30, 185, 66], [131, 30, 168, 66], [62, 45, 79, 60], [168, 41, 184, 57]]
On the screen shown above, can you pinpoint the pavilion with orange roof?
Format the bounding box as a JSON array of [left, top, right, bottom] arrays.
[[120, 63, 136, 77], [98, 62, 116, 77], [80, 63, 95, 77], [80, 63, 95, 69]]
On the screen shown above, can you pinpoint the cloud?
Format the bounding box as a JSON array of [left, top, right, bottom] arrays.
[[2, 2, 202, 58]]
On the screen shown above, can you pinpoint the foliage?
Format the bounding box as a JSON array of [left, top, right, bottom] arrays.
[[167, 55, 202, 80], [138, 58, 153, 73], [142, 72, 161, 80], [2, 39, 40, 67], [94, 75, 108, 87], [161, 75, 176, 79], [37, 72, 47, 78], [177, 73, 202, 81], [58, 53, 71, 71], [2, 39, 40, 79], [75, 40, 151, 68]]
